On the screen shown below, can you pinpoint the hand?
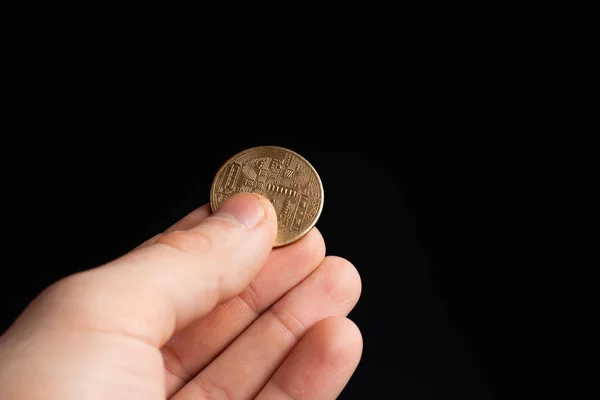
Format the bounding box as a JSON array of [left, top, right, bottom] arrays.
[[0, 193, 362, 399]]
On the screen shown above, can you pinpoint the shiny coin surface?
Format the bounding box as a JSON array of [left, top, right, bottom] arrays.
[[210, 146, 324, 247]]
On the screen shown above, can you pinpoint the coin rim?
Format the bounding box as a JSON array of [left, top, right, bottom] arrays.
[[209, 145, 324, 247]]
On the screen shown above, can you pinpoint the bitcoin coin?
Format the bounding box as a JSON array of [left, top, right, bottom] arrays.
[[210, 146, 324, 247]]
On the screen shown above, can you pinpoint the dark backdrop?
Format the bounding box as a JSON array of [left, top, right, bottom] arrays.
[[1, 90, 510, 399]]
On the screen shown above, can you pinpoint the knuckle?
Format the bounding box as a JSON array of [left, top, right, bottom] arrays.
[[238, 280, 262, 315], [268, 305, 305, 341], [161, 346, 192, 386], [34, 273, 96, 320], [136, 233, 162, 249], [192, 375, 233, 400], [41, 273, 85, 302], [155, 229, 212, 255]]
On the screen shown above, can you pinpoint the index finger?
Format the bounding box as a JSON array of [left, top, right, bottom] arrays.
[[6, 193, 277, 349]]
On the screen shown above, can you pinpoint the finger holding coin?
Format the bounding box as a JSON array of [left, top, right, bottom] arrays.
[[210, 146, 324, 247]]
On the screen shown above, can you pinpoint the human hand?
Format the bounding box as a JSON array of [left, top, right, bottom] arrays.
[[0, 193, 362, 399]]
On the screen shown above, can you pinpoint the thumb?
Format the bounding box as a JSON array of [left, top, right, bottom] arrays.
[[6, 193, 277, 347]]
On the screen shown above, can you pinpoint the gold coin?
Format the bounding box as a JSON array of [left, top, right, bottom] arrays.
[[210, 146, 324, 247]]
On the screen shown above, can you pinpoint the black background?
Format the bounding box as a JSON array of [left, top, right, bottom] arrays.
[[0, 62, 515, 399]]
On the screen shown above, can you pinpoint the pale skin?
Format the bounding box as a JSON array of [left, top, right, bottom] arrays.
[[0, 193, 362, 399]]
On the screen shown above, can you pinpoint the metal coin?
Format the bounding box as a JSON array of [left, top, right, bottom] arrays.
[[210, 146, 324, 247]]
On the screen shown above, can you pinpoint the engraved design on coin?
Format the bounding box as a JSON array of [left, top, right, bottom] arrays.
[[210, 146, 324, 247]]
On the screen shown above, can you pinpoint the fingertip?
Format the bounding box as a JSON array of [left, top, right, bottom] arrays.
[[302, 227, 326, 261], [309, 316, 363, 363], [210, 193, 267, 228], [318, 256, 363, 310], [256, 316, 363, 399], [252, 193, 278, 233], [249, 193, 278, 247]]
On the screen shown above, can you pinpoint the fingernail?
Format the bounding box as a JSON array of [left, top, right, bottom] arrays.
[[211, 193, 266, 228]]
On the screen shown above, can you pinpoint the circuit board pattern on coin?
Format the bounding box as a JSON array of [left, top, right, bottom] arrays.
[[210, 146, 324, 247]]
